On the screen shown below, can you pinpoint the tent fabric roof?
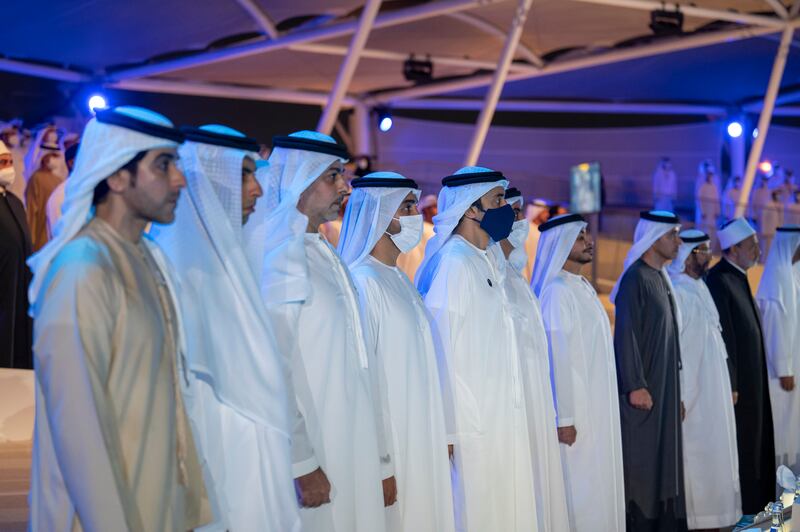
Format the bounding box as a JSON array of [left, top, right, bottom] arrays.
[[1, 0, 798, 109]]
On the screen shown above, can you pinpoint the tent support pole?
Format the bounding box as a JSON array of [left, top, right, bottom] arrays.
[[735, 24, 795, 218], [464, 0, 534, 166], [317, 0, 382, 135]]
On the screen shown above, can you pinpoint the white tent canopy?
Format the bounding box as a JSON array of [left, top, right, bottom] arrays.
[[2, 0, 799, 208]]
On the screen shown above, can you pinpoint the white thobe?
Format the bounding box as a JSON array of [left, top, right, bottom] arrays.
[[696, 183, 720, 241], [672, 273, 742, 529], [423, 235, 537, 532], [654, 170, 677, 212], [503, 263, 571, 531], [723, 188, 742, 220], [759, 268, 800, 472], [540, 270, 625, 532], [276, 233, 389, 532], [352, 255, 456, 532], [752, 187, 771, 224]]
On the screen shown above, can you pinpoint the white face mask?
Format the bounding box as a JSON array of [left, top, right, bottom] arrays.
[[387, 214, 423, 253], [507, 218, 530, 249], [0, 167, 15, 188]]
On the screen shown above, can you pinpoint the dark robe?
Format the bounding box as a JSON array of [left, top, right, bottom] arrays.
[[706, 257, 775, 514], [614, 259, 687, 532], [0, 189, 33, 368]]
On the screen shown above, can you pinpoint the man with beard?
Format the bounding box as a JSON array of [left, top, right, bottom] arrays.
[[611, 210, 687, 531], [706, 218, 775, 518], [669, 230, 741, 531]]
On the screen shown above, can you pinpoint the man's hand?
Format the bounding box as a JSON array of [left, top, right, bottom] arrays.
[[557, 426, 577, 446], [780, 376, 795, 392], [294, 467, 331, 508], [382, 476, 397, 507], [732, 392, 739, 405], [680, 401, 686, 421], [629, 388, 653, 410]]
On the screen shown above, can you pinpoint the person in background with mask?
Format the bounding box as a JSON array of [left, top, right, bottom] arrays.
[[0, 139, 33, 368], [26, 150, 68, 251], [653, 157, 678, 212], [338, 172, 456, 532], [396, 193, 436, 282], [0, 124, 27, 203]]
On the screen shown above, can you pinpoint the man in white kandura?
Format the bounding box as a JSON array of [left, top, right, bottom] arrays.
[[531, 212, 625, 532], [499, 187, 570, 531], [245, 131, 395, 532], [757, 225, 800, 473], [27, 107, 211, 531], [337, 171, 456, 532], [668, 229, 741, 530], [416, 166, 538, 532], [150, 125, 298, 531]]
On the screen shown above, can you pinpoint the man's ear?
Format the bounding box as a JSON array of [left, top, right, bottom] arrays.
[[464, 204, 480, 220], [105, 168, 131, 194]]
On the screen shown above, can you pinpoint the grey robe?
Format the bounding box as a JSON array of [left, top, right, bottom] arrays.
[[614, 259, 686, 526]]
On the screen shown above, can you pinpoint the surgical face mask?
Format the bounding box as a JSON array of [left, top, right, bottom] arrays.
[[477, 203, 515, 242], [0, 167, 15, 188], [507, 218, 529, 249], [387, 214, 423, 253]]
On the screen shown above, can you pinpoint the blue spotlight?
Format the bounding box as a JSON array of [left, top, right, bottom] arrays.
[[377, 108, 393, 132], [726, 121, 743, 138], [88, 94, 108, 113], [753, 127, 759, 139]]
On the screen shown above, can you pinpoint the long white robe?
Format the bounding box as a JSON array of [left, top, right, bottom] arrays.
[[351, 255, 456, 532], [696, 182, 720, 242], [672, 273, 742, 529], [759, 267, 800, 472], [503, 262, 571, 531], [275, 233, 388, 532], [423, 235, 537, 532], [540, 270, 625, 532]]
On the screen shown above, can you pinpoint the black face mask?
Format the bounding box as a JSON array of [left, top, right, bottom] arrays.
[[472, 203, 515, 242]]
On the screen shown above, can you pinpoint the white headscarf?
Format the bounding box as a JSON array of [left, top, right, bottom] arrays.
[[756, 226, 800, 318], [667, 229, 709, 277], [24, 126, 63, 181], [243, 130, 348, 305], [149, 124, 288, 432], [414, 166, 508, 297], [337, 171, 420, 267], [610, 210, 681, 304], [530, 214, 588, 297], [27, 106, 183, 314]]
